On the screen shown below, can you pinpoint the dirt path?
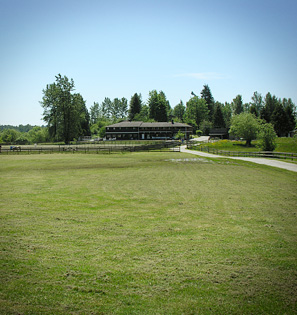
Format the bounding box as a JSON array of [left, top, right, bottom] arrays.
[[180, 146, 297, 173]]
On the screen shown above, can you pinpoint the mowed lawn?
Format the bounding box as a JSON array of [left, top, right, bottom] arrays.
[[0, 152, 296, 314]]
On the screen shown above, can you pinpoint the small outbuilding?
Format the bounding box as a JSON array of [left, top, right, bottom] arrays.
[[209, 128, 229, 139]]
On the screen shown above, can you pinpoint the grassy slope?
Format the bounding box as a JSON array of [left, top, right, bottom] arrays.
[[0, 153, 296, 314]]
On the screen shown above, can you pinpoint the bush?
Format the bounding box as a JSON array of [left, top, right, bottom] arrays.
[[257, 123, 277, 151], [196, 130, 203, 136]]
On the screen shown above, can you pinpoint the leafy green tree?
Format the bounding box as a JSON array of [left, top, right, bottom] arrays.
[[185, 96, 209, 130], [129, 93, 142, 120], [28, 126, 48, 143], [119, 97, 128, 119], [40, 74, 90, 144], [232, 95, 243, 115], [229, 112, 260, 146], [173, 101, 185, 122], [101, 97, 112, 119], [257, 123, 277, 151], [1, 129, 19, 143], [250, 91, 263, 116], [213, 102, 225, 128], [90, 102, 100, 124], [222, 102, 232, 128], [200, 84, 214, 120], [15, 133, 30, 145], [200, 120, 212, 136], [134, 105, 149, 121], [148, 90, 168, 122]]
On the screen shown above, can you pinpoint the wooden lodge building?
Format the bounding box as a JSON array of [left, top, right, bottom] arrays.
[[105, 121, 193, 140]]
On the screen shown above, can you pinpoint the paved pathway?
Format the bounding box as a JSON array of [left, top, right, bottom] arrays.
[[180, 146, 297, 173]]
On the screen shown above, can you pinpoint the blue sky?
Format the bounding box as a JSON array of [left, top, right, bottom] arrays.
[[1, 0, 296, 125]]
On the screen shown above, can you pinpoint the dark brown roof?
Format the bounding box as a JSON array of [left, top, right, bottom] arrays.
[[107, 121, 192, 128], [107, 121, 143, 128]]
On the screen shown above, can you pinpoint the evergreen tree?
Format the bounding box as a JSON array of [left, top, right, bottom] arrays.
[[271, 103, 290, 136], [260, 92, 278, 123], [200, 84, 214, 120], [129, 93, 142, 120], [283, 98, 296, 132], [213, 102, 225, 128]]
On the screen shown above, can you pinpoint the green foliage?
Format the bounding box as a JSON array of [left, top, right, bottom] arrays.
[[250, 91, 263, 116], [185, 96, 209, 129], [129, 93, 142, 120], [257, 123, 277, 151], [200, 120, 212, 136], [271, 102, 289, 136], [196, 130, 203, 136], [174, 130, 185, 140], [89, 102, 100, 124], [40, 74, 90, 144], [148, 90, 169, 122], [260, 92, 279, 123], [134, 105, 150, 122], [1, 129, 19, 143], [213, 102, 225, 128], [200, 84, 214, 120], [229, 112, 260, 146], [28, 126, 48, 144], [232, 94, 243, 115], [173, 101, 185, 122]]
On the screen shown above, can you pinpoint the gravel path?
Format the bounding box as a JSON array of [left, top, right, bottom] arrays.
[[180, 146, 297, 173]]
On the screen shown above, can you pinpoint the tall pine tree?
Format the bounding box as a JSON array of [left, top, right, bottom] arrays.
[[129, 93, 142, 120], [200, 84, 214, 121]]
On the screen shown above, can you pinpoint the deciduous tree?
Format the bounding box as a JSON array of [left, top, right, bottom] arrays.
[[229, 112, 259, 146], [40, 74, 90, 143], [185, 96, 209, 130], [148, 90, 168, 122], [232, 95, 244, 115], [173, 101, 185, 122]]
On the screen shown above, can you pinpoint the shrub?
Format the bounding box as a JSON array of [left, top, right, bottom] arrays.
[[257, 123, 277, 151]]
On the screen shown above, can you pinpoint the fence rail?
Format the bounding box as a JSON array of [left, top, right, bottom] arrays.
[[0, 141, 181, 155], [187, 144, 297, 161]]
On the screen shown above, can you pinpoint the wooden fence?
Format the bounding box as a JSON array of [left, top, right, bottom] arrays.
[[0, 141, 181, 155], [187, 144, 297, 161]]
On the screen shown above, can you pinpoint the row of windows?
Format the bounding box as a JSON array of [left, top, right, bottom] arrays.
[[107, 127, 190, 131]]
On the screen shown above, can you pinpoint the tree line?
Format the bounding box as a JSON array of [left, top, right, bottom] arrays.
[[1, 74, 296, 144]]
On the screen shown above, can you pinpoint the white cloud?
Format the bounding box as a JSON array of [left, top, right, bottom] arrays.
[[174, 72, 225, 80]]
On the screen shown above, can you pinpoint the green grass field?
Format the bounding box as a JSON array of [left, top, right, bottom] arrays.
[[194, 137, 297, 153], [1, 152, 296, 314]]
